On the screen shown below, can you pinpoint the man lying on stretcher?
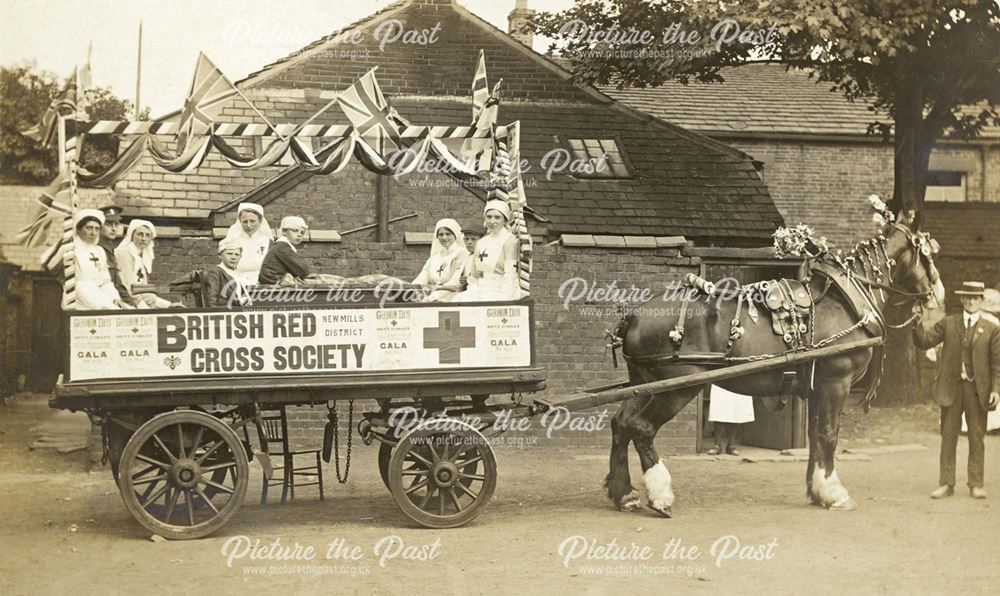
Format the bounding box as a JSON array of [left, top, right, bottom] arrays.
[[255, 215, 406, 289]]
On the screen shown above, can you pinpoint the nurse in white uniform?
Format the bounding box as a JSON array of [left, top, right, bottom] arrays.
[[455, 199, 522, 302], [72, 209, 124, 310], [220, 202, 272, 284]]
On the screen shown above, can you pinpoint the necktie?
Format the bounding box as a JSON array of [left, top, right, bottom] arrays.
[[962, 314, 974, 381]]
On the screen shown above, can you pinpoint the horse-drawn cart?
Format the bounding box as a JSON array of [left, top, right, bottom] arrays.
[[51, 290, 887, 539]]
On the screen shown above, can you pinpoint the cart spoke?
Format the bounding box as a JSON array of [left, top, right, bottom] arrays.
[[138, 477, 161, 503], [400, 469, 425, 477], [458, 472, 485, 481], [458, 455, 483, 468], [419, 485, 435, 509], [201, 461, 237, 473], [426, 440, 440, 463], [132, 464, 160, 479], [136, 453, 170, 470], [152, 434, 178, 464], [438, 491, 445, 516], [194, 439, 224, 465], [190, 425, 205, 455], [141, 483, 170, 509], [407, 450, 433, 468], [199, 477, 235, 495], [456, 482, 480, 501], [194, 486, 220, 515], [132, 473, 168, 487], [176, 424, 186, 459], [185, 490, 195, 526], [405, 479, 429, 495], [447, 488, 463, 512], [164, 487, 180, 522]]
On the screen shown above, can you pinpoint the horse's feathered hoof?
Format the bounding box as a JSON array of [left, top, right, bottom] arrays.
[[647, 502, 672, 518], [828, 497, 857, 511], [617, 491, 641, 512]]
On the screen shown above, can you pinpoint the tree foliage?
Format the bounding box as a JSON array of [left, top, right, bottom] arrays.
[[0, 64, 149, 185], [530, 0, 1000, 216]]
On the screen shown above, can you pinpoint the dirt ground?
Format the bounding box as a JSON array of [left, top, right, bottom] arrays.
[[1, 393, 997, 595]]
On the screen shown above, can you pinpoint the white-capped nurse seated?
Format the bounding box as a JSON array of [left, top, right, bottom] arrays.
[[114, 219, 180, 308], [72, 209, 128, 310], [220, 202, 272, 285], [412, 218, 468, 302], [454, 199, 524, 302]]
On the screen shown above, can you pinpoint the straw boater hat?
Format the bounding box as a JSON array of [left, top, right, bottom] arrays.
[[954, 281, 986, 296], [982, 288, 1000, 314]]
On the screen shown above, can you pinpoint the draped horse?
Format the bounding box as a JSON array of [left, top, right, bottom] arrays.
[[605, 206, 944, 516]]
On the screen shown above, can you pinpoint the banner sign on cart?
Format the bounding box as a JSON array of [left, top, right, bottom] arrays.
[[68, 305, 532, 381]]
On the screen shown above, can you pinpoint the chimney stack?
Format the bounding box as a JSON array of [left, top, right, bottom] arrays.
[[508, 0, 536, 48]]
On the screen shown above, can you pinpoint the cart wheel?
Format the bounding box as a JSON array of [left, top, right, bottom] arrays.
[[388, 420, 496, 528], [378, 442, 392, 490], [118, 410, 248, 540]]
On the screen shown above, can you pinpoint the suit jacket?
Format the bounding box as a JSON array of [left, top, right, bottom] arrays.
[[203, 266, 241, 307], [258, 240, 310, 285], [914, 313, 1000, 409], [99, 238, 137, 306]]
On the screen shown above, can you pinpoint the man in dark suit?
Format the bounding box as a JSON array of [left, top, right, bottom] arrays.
[[97, 204, 136, 307], [914, 281, 1000, 499]]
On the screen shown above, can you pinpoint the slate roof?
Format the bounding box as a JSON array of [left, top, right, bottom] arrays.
[[602, 63, 1000, 140], [115, 0, 783, 245]]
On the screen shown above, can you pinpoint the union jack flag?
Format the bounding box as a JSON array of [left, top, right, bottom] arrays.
[[471, 50, 489, 122], [16, 173, 73, 248], [21, 68, 79, 149], [337, 68, 408, 157], [175, 53, 239, 153]]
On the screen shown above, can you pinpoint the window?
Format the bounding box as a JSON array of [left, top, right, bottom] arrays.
[[564, 138, 632, 179], [924, 170, 966, 202]]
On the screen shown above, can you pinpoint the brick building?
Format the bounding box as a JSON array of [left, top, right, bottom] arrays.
[[605, 63, 1000, 312], [5, 0, 789, 452]]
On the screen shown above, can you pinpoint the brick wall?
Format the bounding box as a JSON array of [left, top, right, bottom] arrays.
[[727, 139, 998, 251], [728, 140, 895, 249]]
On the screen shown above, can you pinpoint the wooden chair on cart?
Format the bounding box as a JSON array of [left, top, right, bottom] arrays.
[[259, 406, 325, 504]]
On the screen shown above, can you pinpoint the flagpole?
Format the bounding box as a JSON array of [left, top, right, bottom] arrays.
[[57, 116, 67, 173], [232, 85, 287, 142], [134, 21, 142, 121]]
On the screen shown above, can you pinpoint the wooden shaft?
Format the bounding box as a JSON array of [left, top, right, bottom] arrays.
[[535, 336, 883, 413], [375, 174, 390, 241]]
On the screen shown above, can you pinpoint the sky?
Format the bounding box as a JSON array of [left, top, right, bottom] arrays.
[[1, 0, 573, 117]]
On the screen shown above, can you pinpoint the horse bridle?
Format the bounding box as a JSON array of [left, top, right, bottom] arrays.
[[851, 223, 939, 302]]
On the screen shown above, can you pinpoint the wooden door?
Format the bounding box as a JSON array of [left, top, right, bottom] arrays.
[[700, 261, 807, 451], [31, 277, 64, 391]]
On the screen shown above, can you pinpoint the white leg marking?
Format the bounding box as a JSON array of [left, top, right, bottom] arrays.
[[811, 468, 851, 508], [644, 460, 675, 511]]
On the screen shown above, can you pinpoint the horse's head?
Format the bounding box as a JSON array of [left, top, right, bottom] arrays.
[[883, 210, 945, 310]]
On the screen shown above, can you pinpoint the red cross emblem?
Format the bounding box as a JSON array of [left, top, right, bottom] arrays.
[[422, 311, 476, 364]]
